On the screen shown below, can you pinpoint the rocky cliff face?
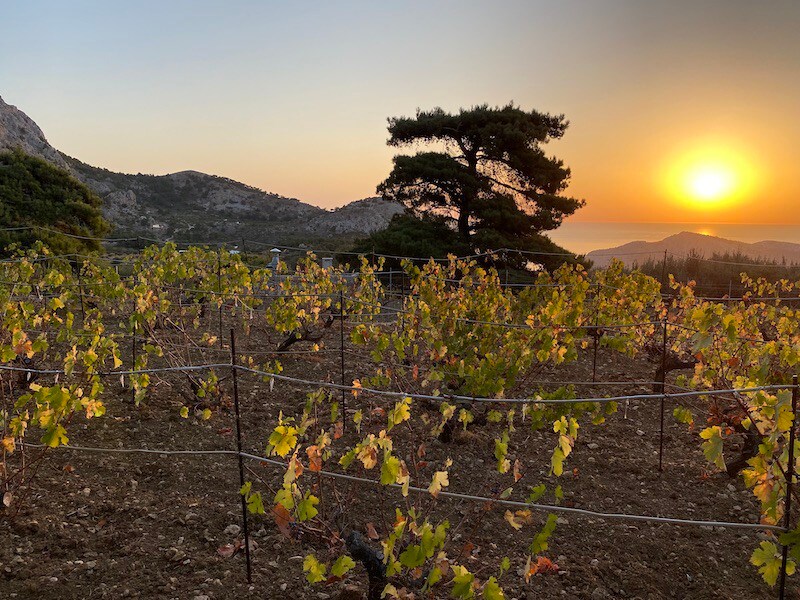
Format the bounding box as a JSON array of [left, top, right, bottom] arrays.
[[0, 96, 71, 171], [0, 95, 403, 246]]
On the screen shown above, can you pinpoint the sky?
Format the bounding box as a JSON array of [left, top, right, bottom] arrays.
[[1, 0, 799, 223]]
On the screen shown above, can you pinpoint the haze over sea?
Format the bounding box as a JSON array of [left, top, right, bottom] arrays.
[[550, 222, 800, 255]]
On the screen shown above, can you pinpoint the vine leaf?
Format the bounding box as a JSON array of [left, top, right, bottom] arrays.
[[482, 576, 504, 600], [699, 426, 726, 470], [428, 471, 449, 498], [303, 554, 327, 583], [750, 541, 794, 586], [272, 504, 293, 538]]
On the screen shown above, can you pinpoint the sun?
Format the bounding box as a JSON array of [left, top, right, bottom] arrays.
[[661, 142, 758, 212], [685, 165, 735, 203]]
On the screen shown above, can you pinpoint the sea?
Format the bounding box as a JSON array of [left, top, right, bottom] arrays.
[[548, 222, 800, 255]]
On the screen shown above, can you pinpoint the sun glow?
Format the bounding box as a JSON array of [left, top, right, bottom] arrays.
[[661, 142, 758, 212], [685, 165, 736, 202]]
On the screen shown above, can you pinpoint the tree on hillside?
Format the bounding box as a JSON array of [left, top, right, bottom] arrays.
[[0, 149, 109, 256], [349, 213, 471, 266], [376, 103, 584, 269], [351, 212, 579, 272]]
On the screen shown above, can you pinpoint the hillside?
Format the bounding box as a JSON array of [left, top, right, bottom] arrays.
[[0, 95, 403, 247], [587, 231, 800, 267], [0, 95, 71, 171]]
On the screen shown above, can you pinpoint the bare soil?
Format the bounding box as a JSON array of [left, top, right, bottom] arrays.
[[1, 333, 797, 600]]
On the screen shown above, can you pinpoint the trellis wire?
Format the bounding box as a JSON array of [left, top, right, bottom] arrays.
[[23, 443, 786, 533], [0, 361, 794, 405]]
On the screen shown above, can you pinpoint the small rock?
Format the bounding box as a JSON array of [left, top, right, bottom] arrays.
[[166, 548, 187, 562], [587, 443, 599, 450], [337, 585, 364, 600], [223, 524, 241, 536]]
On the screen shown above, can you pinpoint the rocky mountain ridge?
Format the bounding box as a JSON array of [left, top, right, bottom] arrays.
[[0, 95, 403, 246]]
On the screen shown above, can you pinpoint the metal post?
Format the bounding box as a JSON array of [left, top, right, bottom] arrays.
[[778, 374, 798, 599], [399, 275, 405, 329], [230, 329, 252, 584], [339, 289, 346, 433], [217, 249, 223, 346], [591, 293, 600, 383], [131, 321, 137, 403], [77, 265, 86, 323], [658, 317, 668, 472]]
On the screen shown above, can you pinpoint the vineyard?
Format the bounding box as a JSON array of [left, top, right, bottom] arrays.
[[1, 241, 799, 599]]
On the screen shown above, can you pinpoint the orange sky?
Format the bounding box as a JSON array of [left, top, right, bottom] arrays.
[[2, 1, 798, 223]]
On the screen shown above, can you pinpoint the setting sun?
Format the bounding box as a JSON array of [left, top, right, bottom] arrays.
[[686, 165, 736, 202], [660, 142, 759, 214]]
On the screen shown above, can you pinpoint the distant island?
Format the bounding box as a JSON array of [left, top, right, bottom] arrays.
[[587, 231, 800, 268]]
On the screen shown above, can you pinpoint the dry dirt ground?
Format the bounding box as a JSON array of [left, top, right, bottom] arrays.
[[1, 329, 798, 600]]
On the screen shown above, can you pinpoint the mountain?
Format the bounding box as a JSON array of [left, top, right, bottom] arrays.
[[0, 96, 71, 171], [0, 95, 403, 247], [587, 231, 800, 267]]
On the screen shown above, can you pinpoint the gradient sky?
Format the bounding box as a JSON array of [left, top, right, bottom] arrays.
[[1, 1, 798, 223]]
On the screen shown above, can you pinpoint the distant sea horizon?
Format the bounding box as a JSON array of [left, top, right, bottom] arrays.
[[549, 222, 800, 255]]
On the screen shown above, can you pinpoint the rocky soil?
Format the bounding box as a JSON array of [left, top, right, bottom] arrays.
[[1, 327, 794, 600]]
